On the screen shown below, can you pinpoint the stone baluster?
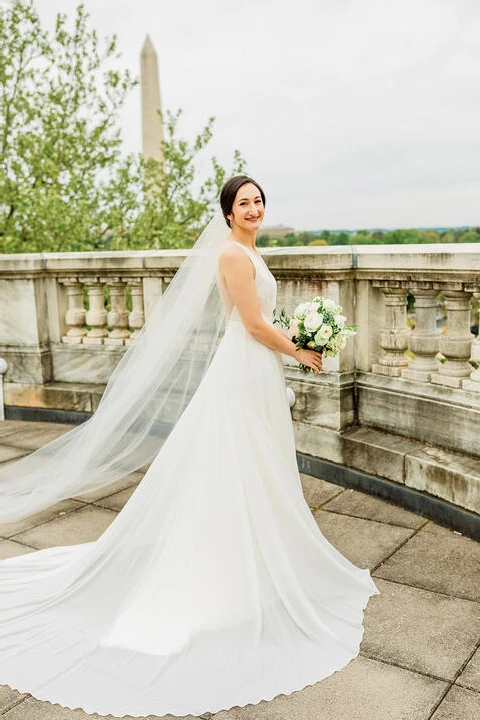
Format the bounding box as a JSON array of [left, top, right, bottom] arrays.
[[0, 358, 8, 421], [430, 289, 473, 388], [462, 287, 480, 392], [371, 282, 410, 376], [59, 278, 87, 343], [82, 278, 108, 344], [124, 277, 145, 343], [402, 284, 441, 383], [101, 277, 130, 344]]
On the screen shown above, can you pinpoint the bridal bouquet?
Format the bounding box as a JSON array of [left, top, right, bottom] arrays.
[[273, 296, 356, 373]]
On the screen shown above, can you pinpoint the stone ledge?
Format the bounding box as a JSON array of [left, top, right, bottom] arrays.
[[4, 381, 105, 414], [294, 422, 480, 523], [405, 447, 480, 514], [356, 372, 480, 459], [297, 450, 480, 542]]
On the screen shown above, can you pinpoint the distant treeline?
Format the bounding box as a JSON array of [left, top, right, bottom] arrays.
[[257, 227, 480, 247]]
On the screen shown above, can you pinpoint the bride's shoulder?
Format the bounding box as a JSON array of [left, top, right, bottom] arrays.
[[219, 244, 256, 279], [219, 243, 250, 265]]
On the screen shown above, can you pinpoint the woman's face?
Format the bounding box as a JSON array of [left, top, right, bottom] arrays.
[[228, 182, 265, 232]]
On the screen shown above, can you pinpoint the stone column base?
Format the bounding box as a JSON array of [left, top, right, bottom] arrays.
[[371, 363, 405, 377], [461, 378, 480, 393], [401, 368, 434, 383], [430, 372, 465, 389]]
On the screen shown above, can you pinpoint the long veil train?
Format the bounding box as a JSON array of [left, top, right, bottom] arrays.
[[0, 210, 231, 523]]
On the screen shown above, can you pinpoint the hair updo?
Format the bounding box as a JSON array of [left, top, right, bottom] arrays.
[[219, 175, 266, 229]]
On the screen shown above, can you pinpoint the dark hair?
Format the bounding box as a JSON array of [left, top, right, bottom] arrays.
[[219, 175, 266, 229]]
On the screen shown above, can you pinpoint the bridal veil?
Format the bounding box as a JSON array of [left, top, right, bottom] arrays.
[[0, 210, 232, 522]]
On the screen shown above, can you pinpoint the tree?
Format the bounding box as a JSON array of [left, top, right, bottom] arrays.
[[0, 1, 136, 252], [0, 1, 245, 253], [103, 110, 245, 250], [458, 229, 480, 243], [420, 230, 440, 243]]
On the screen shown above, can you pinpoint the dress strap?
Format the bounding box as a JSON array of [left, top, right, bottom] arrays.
[[231, 241, 268, 271]]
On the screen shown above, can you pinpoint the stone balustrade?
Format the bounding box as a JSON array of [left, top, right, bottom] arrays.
[[1, 243, 480, 530]]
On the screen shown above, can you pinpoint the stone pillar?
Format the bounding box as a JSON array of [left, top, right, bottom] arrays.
[[430, 289, 473, 388], [462, 288, 480, 392], [402, 285, 441, 382], [125, 277, 145, 343], [82, 278, 108, 344], [60, 278, 86, 344], [103, 278, 130, 344], [371, 282, 410, 376]]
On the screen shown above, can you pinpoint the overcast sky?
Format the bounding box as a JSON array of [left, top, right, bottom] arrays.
[[35, 0, 480, 231]]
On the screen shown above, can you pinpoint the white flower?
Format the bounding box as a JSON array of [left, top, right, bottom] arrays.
[[335, 314, 347, 329], [323, 298, 337, 312], [293, 302, 310, 319], [307, 340, 317, 348], [314, 325, 333, 345], [304, 310, 323, 332], [336, 334, 348, 351], [289, 318, 300, 338]]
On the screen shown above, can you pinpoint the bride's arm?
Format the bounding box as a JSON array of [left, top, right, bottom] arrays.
[[219, 251, 322, 373]]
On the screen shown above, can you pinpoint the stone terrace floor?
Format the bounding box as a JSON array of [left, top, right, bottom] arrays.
[[0, 419, 479, 720]]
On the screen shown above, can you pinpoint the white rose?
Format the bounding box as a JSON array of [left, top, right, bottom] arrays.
[[335, 314, 346, 329], [289, 318, 300, 338], [293, 302, 310, 319], [314, 325, 333, 345], [304, 310, 323, 332], [323, 298, 337, 312]]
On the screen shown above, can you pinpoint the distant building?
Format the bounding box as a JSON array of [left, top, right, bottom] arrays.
[[260, 224, 295, 238]]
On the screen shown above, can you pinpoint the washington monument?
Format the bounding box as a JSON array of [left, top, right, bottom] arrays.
[[140, 35, 164, 164]]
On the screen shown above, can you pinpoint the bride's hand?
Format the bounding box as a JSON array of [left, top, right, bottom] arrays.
[[295, 348, 323, 374]]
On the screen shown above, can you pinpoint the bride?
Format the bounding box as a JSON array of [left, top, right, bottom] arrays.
[[0, 175, 379, 718]]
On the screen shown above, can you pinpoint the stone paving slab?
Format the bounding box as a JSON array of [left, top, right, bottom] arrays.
[[0, 694, 203, 720], [0, 420, 70, 440], [313, 509, 414, 568], [0, 499, 85, 538], [362, 578, 480, 681], [430, 685, 480, 719], [421, 520, 467, 537], [93, 485, 138, 512], [374, 530, 480, 602], [212, 656, 448, 720], [0, 446, 28, 464], [457, 646, 480, 692], [73, 471, 144, 503], [0, 687, 26, 715], [0, 421, 27, 439], [0, 539, 34, 560], [10, 505, 117, 549], [299, 473, 344, 508], [322, 487, 427, 529], [4, 425, 74, 451]]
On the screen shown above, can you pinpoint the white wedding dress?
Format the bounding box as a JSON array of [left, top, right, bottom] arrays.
[[0, 241, 379, 718]]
